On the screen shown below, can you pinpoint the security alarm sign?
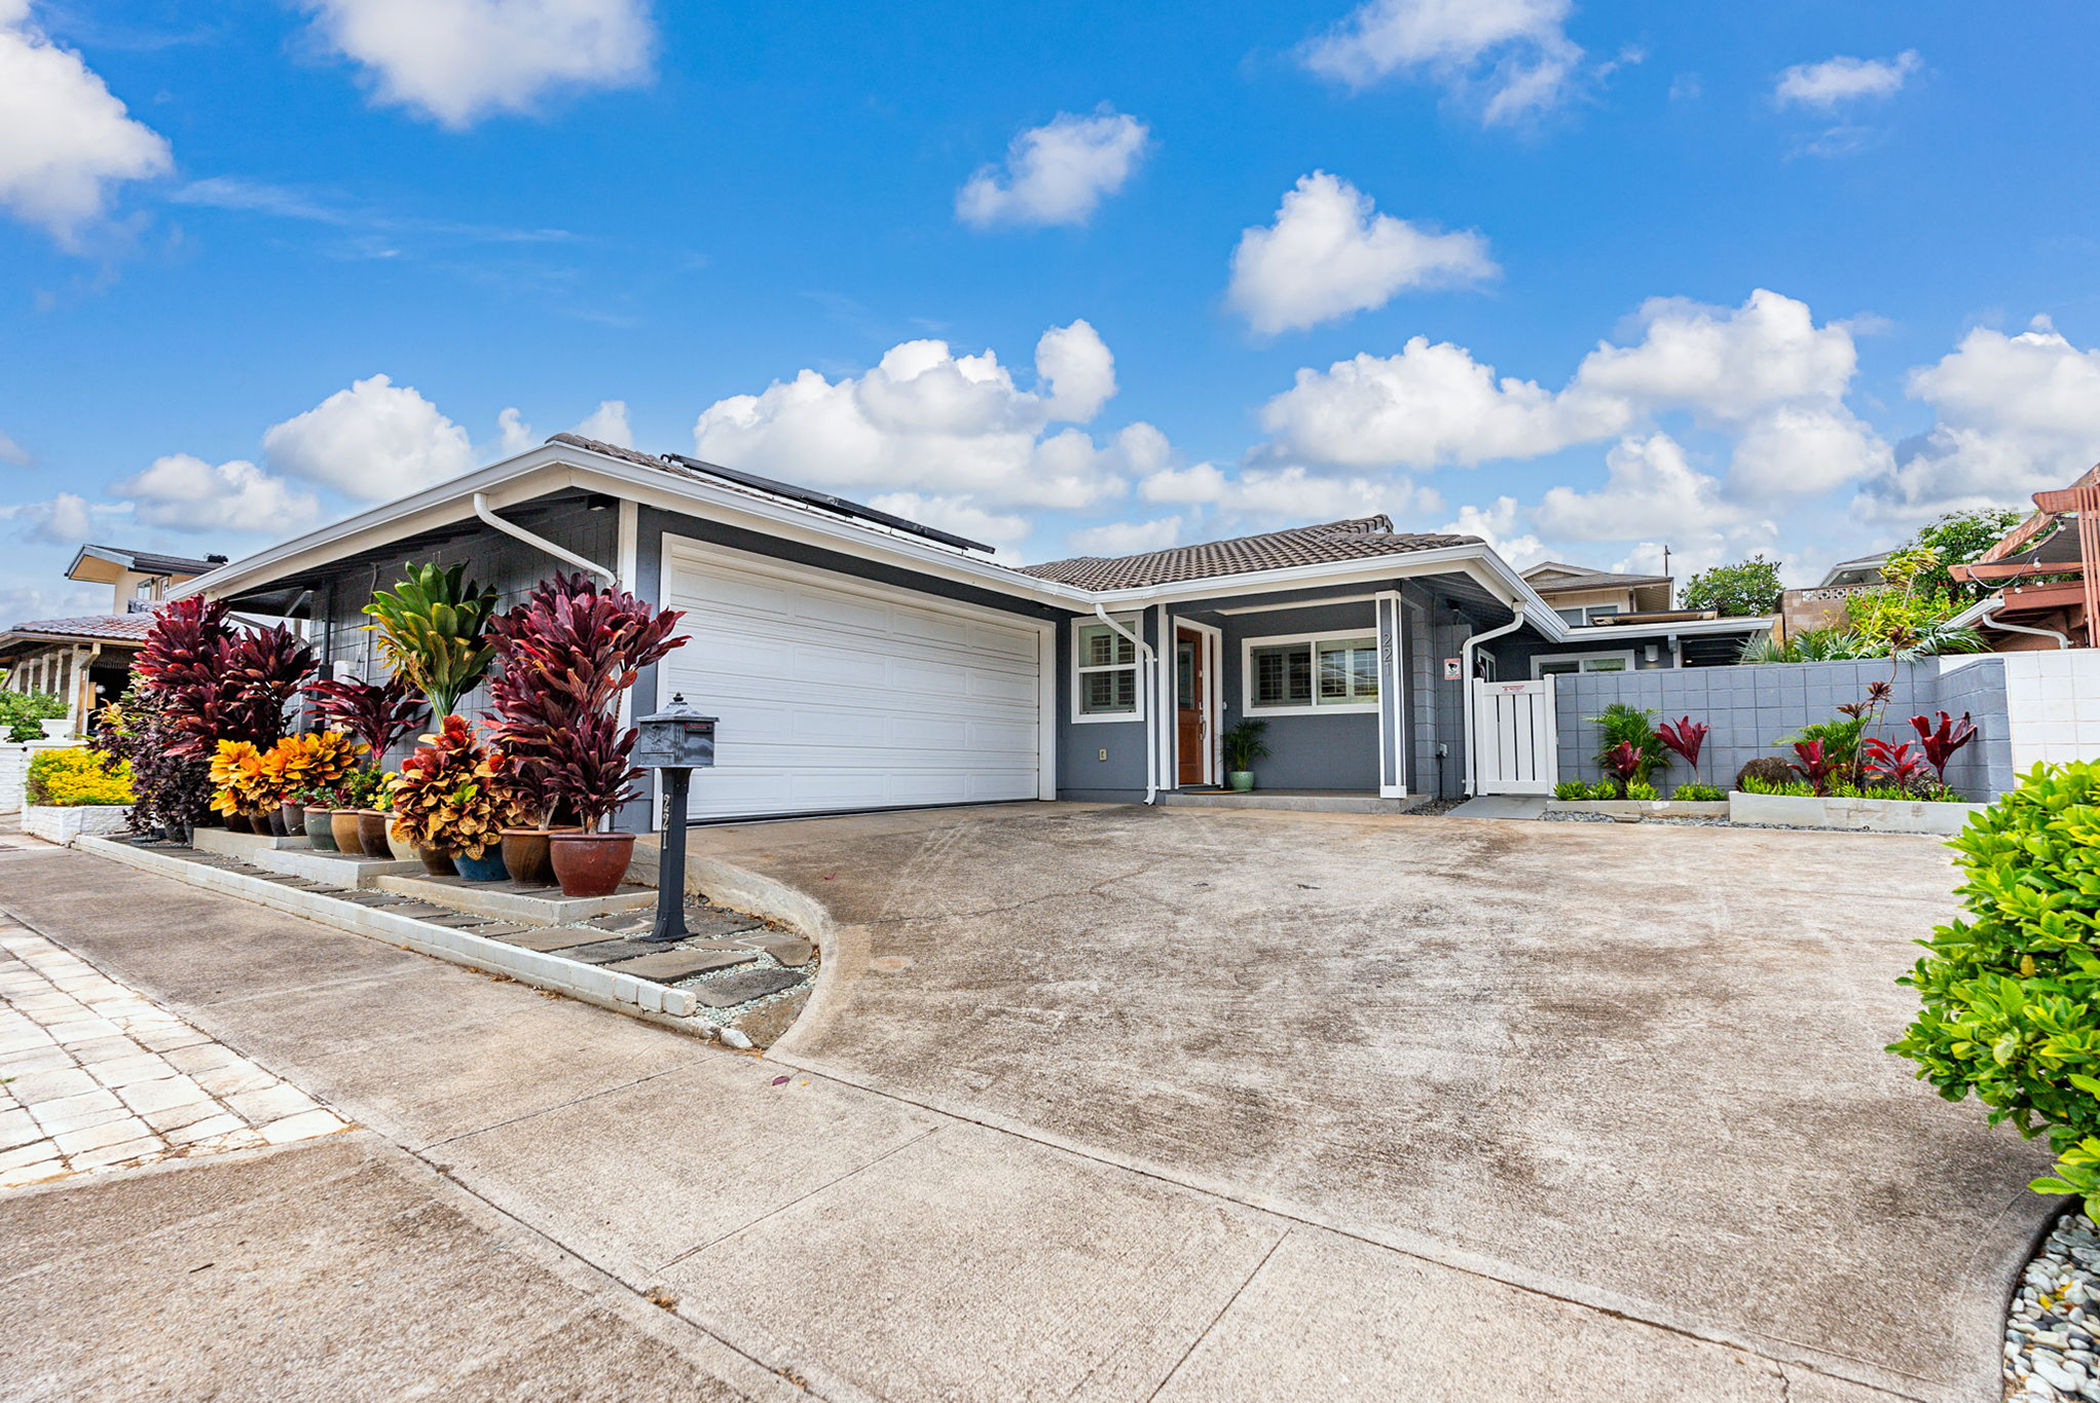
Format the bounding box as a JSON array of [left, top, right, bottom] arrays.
[[1443, 657, 1462, 680]]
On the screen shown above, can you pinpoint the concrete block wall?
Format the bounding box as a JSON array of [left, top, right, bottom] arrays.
[[1552, 658, 2015, 800], [0, 740, 73, 815], [1976, 651, 2100, 777]]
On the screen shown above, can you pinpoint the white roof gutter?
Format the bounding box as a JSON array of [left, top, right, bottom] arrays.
[[1973, 594, 2071, 649], [1461, 603, 1529, 798], [1091, 605, 1158, 805], [473, 493, 616, 585]]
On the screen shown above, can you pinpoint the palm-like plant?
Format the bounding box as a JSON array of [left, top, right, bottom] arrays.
[[363, 563, 500, 719]]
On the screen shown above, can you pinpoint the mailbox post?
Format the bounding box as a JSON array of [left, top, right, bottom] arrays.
[[633, 693, 717, 943]]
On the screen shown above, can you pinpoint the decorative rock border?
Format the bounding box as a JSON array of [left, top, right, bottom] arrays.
[[2007, 1209, 2100, 1401]]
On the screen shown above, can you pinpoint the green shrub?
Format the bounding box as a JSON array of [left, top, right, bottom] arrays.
[[1624, 781, 1658, 801], [1674, 782, 1725, 802], [1739, 775, 1813, 797], [1888, 762, 2100, 1216], [1589, 703, 1670, 787], [26, 748, 134, 807], [1552, 780, 1591, 801], [0, 690, 67, 742]]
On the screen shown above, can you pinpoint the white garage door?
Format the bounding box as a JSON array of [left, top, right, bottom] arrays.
[[659, 537, 1049, 821]]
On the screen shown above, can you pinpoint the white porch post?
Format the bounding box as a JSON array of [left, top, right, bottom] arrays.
[[1376, 591, 1407, 798]]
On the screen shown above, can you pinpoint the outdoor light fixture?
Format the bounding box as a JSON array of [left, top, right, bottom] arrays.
[[633, 693, 718, 942]]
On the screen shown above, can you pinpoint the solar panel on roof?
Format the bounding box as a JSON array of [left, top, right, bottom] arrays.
[[663, 454, 995, 555]]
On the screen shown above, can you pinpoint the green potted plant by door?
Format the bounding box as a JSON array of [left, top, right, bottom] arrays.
[[388, 716, 529, 882], [1221, 719, 1269, 793], [361, 564, 499, 721], [330, 768, 385, 855]]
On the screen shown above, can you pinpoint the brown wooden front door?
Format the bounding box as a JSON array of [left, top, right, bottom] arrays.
[[1175, 627, 1208, 787]]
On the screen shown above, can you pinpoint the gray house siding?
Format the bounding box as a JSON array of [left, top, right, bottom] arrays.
[[1054, 607, 1159, 803], [1215, 600, 1381, 793], [1550, 658, 2014, 799]]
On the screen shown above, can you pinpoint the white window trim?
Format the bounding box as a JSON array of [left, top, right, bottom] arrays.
[[1241, 628, 1381, 717], [1072, 612, 1146, 724], [1529, 649, 1637, 678]]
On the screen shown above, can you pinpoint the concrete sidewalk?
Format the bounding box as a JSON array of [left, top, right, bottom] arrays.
[[3, 843, 1939, 1401]]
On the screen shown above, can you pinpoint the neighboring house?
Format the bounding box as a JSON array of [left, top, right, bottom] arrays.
[[1520, 562, 1753, 672], [1779, 552, 1889, 638], [1948, 466, 2099, 650], [0, 544, 225, 732], [173, 433, 1777, 820]]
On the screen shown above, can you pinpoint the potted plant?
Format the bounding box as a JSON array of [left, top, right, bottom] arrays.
[[376, 778, 419, 862], [488, 572, 686, 896], [262, 731, 364, 838], [331, 768, 385, 855], [362, 564, 499, 719], [207, 740, 272, 833], [85, 685, 212, 844], [306, 674, 429, 772], [1221, 719, 1268, 793], [296, 783, 343, 851], [388, 716, 529, 881]]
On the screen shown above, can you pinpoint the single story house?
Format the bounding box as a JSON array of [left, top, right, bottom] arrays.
[[0, 544, 225, 732], [1779, 551, 1890, 639], [173, 433, 1775, 824]]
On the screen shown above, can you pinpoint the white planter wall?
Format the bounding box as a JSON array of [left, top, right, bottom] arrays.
[[22, 804, 132, 844], [0, 740, 72, 816], [1727, 790, 1987, 835]]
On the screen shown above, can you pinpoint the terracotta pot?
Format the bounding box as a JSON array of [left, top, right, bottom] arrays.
[[386, 827, 417, 862], [281, 800, 307, 837], [548, 831, 635, 898], [224, 811, 253, 835], [453, 846, 509, 883], [417, 846, 458, 877], [499, 826, 580, 888], [305, 808, 339, 852], [331, 810, 367, 856], [355, 810, 389, 856]]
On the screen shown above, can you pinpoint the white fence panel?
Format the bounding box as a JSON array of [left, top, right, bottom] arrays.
[[1473, 677, 1559, 795]]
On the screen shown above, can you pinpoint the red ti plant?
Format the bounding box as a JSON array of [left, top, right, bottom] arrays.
[[487, 573, 687, 828], [214, 625, 316, 747], [1910, 711, 1977, 783], [1861, 738, 1932, 792], [1789, 739, 1841, 796], [306, 674, 429, 763], [1603, 741, 1643, 797], [133, 603, 312, 755], [1656, 716, 1708, 785]]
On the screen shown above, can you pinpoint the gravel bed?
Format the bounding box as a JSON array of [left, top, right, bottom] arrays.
[[1536, 811, 1944, 834], [2006, 1209, 2100, 1401]]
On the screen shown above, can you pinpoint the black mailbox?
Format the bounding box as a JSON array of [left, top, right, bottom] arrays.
[[634, 694, 717, 771]]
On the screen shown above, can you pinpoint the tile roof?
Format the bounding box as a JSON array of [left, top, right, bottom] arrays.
[[3, 613, 155, 642], [1523, 563, 1671, 593], [1016, 516, 1479, 591], [546, 431, 666, 473]]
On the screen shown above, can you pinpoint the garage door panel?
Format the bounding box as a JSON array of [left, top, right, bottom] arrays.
[[664, 543, 1044, 819]]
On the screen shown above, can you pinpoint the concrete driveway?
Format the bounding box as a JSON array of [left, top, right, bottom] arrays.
[[692, 802, 2054, 1402]]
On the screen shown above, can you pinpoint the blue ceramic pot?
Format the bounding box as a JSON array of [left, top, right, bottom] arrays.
[[452, 847, 509, 883]]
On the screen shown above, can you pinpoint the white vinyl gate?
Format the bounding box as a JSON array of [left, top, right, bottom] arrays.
[[1472, 677, 1560, 795]]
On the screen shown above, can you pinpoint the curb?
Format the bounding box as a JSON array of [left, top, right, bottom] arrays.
[[75, 835, 711, 1032]]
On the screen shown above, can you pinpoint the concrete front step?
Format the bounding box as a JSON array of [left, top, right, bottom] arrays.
[[1158, 789, 1426, 815], [250, 844, 421, 888], [191, 827, 305, 857], [369, 872, 655, 927]]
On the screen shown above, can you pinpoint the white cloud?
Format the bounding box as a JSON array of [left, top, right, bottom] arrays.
[[691, 320, 1147, 511], [1259, 336, 1619, 469], [1856, 318, 2100, 524], [1726, 403, 1890, 500], [1774, 51, 1920, 110], [956, 107, 1149, 229], [1534, 433, 1739, 541], [0, 579, 103, 626], [495, 407, 534, 457], [0, 491, 131, 545], [300, 0, 653, 129], [1303, 0, 1584, 124], [1260, 289, 1867, 476], [262, 373, 476, 501], [1062, 516, 1184, 557], [1139, 461, 1229, 504], [0, 429, 28, 466], [1227, 172, 1496, 334], [113, 455, 324, 534], [0, 0, 170, 244], [572, 399, 632, 447], [1442, 496, 1544, 569]]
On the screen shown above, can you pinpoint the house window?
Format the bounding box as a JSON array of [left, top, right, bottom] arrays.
[[1073, 615, 1142, 721], [1244, 632, 1379, 714], [1531, 651, 1636, 678]]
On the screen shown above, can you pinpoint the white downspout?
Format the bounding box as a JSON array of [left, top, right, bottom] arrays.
[[1094, 603, 1158, 805], [473, 494, 617, 585], [1979, 598, 2071, 649], [1460, 603, 1528, 797]]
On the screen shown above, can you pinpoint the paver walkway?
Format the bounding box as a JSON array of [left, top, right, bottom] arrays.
[[0, 919, 346, 1186]]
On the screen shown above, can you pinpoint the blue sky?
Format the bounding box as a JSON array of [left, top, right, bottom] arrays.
[[3, 0, 2097, 622]]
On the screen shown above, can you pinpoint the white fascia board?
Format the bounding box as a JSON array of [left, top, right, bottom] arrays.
[[173, 442, 1092, 612], [1578, 614, 1777, 639]]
